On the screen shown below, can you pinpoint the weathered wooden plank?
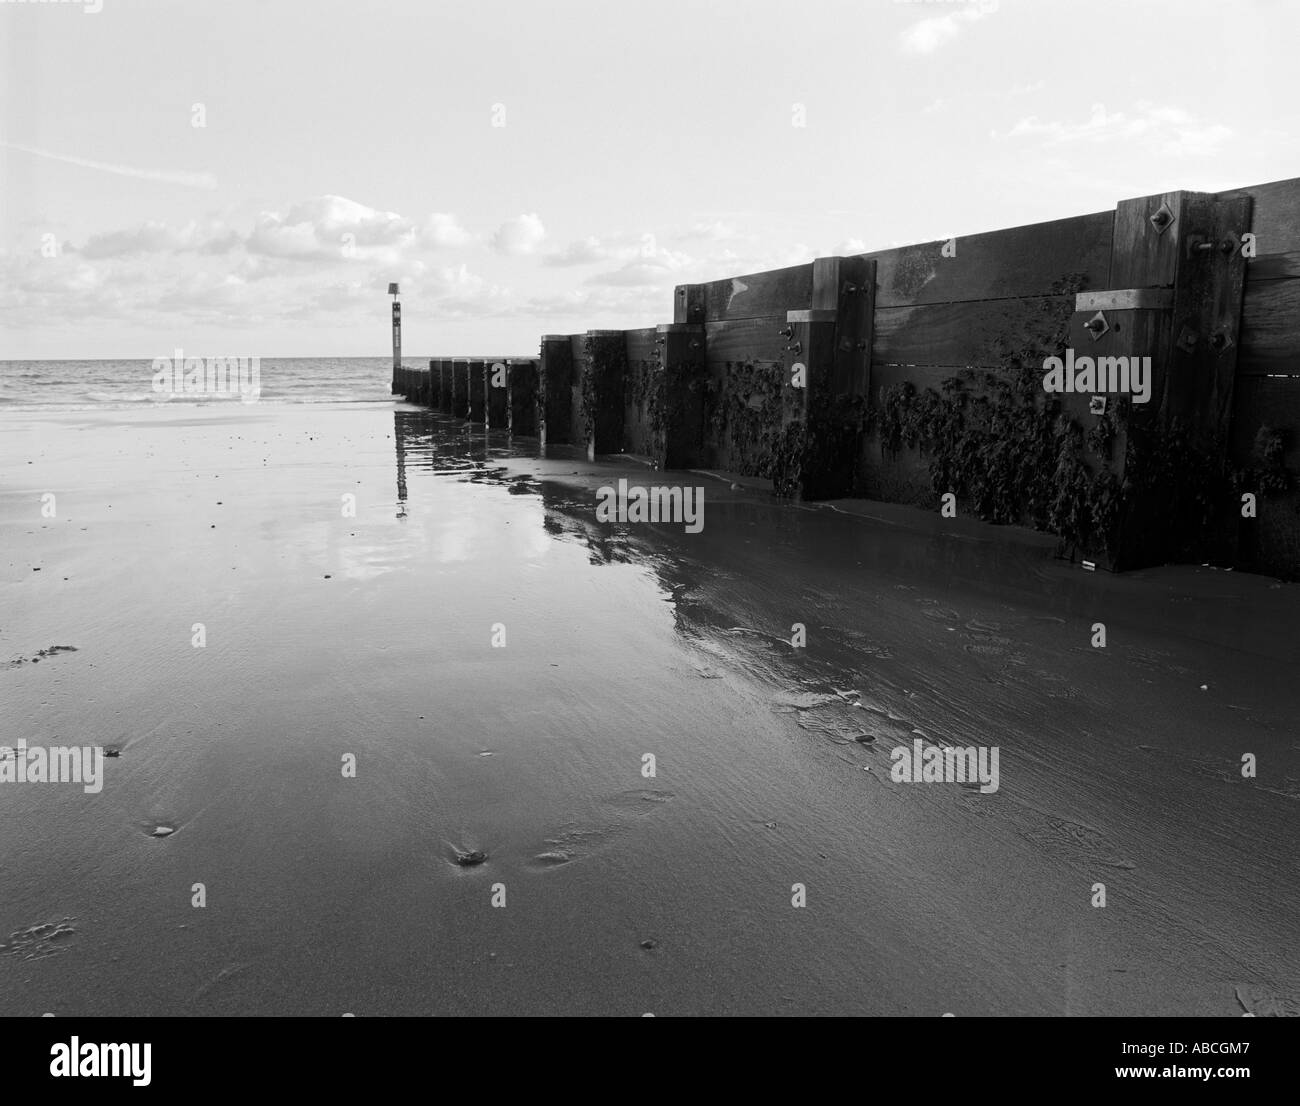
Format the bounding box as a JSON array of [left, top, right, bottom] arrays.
[[860, 211, 1113, 308], [625, 326, 658, 365], [1231, 375, 1300, 465], [1249, 252, 1300, 281], [701, 264, 812, 322], [703, 315, 789, 365], [871, 295, 1075, 368], [1217, 176, 1300, 263], [1238, 277, 1300, 375], [1076, 288, 1173, 311], [869, 361, 969, 399], [1110, 191, 1186, 289], [1229, 373, 1300, 579]]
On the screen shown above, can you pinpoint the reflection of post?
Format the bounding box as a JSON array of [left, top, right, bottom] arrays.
[[394, 411, 408, 517]]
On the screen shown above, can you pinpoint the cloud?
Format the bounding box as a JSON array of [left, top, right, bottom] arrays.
[[0, 140, 218, 189], [491, 213, 546, 256], [582, 237, 697, 288], [76, 220, 239, 259], [544, 235, 617, 267], [421, 213, 474, 248], [248, 195, 430, 263], [0, 194, 497, 333], [994, 102, 1233, 157], [898, 3, 995, 56]]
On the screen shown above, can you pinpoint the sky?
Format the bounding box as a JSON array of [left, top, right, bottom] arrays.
[[1, 0, 1297, 360]]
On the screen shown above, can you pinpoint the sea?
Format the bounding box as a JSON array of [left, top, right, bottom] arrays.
[[0, 357, 414, 411]]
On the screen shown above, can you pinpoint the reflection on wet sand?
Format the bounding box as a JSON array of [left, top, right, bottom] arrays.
[[386, 403, 1300, 1016]]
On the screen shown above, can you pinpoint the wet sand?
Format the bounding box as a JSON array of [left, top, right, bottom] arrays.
[[2, 401, 1297, 1016]]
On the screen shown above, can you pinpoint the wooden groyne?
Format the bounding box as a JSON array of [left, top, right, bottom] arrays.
[[393, 175, 1300, 579]]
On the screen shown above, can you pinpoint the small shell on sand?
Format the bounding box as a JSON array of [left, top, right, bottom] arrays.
[[150, 825, 176, 838], [453, 849, 487, 867]]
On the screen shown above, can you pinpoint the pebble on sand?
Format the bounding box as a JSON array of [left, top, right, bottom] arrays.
[[453, 849, 487, 867]]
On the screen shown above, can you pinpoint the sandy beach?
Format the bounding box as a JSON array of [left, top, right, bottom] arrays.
[[1, 398, 1296, 1016]]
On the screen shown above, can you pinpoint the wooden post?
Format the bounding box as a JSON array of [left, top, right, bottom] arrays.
[[391, 297, 401, 375], [1072, 190, 1252, 569], [467, 359, 486, 423], [452, 357, 469, 418], [775, 255, 875, 498], [579, 330, 627, 461], [507, 358, 539, 437], [437, 358, 452, 411], [538, 336, 574, 451], [485, 359, 509, 430], [673, 283, 705, 325], [655, 323, 707, 469]]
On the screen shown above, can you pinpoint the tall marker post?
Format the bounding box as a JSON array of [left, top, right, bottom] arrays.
[[389, 282, 402, 392]]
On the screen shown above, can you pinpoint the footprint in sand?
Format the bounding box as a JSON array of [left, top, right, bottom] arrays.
[[529, 824, 623, 868], [529, 791, 674, 867]]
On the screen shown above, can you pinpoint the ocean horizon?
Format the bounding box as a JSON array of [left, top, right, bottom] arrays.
[[0, 357, 468, 411]]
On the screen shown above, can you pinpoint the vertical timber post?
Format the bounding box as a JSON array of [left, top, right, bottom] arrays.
[[452, 358, 468, 418], [1072, 190, 1252, 570], [467, 359, 486, 424], [539, 336, 575, 453], [674, 282, 705, 326], [580, 330, 627, 462], [506, 358, 538, 437], [389, 283, 401, 387], [438, 358, 452, 411], [654, 323, 707, 469], [486, 359, 509, 430], [776, 256, 874, 498]]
